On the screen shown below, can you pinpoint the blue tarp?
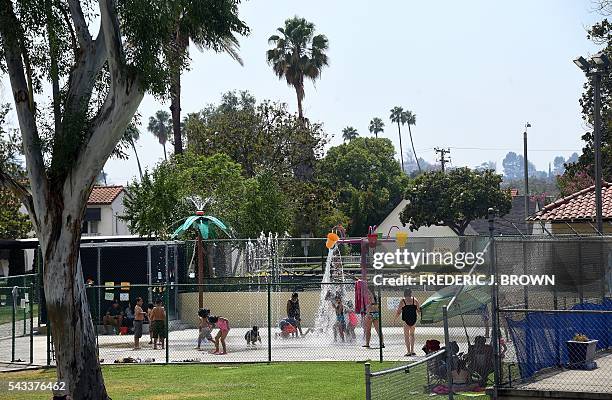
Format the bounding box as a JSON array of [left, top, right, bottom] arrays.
[[506, 299, 612, 379]]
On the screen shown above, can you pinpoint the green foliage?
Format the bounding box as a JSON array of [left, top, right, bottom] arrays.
[[235, 172, 294, 238], [289, 181, 349, 237], [564, 19, 612, 182], [122, 152, 293, 238], [0, 104, 31, 239], [400, 167, 512, 235], [184, 90, 327, 178], [317, 137, 407, 236], [0, 0, 249, 177]]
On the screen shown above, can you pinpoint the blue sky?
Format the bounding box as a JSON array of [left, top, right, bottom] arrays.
[[1, 1, 605, 184]]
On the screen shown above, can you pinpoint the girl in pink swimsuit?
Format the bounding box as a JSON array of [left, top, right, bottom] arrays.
[[208, 316, 230, 354]]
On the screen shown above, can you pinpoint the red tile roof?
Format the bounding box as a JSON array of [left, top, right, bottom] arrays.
[[528, 182, 612, 222], [88, 186, 124, 205]]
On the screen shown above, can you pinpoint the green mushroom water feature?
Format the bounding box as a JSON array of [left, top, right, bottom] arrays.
[[171, 210, 231, 308]]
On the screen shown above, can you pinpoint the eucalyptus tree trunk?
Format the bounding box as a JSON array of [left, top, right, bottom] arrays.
[[41, 193, 108, 399]]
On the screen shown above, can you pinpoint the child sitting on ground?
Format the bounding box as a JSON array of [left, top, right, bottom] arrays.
[[276, 318, 298, 339], [244, 326, 262, 346], [195, 309, 214, 350]]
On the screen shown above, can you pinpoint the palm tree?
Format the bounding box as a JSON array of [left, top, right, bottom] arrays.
[[368, 117, 384, 139], [148, 110, 172, 161], [342, 126, 359, 142], [403, 110, 421, 173], [390, 107, 420, 173], [267, 16, 329, 120], [390, 106, 407, 172], [122, 123, 144, 181], [168, 9, 246, 155]]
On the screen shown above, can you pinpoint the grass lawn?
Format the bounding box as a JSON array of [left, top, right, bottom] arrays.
[[0, 362, 375, 400], [0, 304, 37, 326]]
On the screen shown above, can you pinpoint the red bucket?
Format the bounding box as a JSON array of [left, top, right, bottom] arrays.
[[119, 326, 129, 335]]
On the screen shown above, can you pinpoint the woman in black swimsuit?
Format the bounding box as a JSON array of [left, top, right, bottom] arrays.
[[394, 288, 420, 356]]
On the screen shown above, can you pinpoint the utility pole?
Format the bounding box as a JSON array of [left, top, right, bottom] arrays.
[[434, 147, 451, 172]]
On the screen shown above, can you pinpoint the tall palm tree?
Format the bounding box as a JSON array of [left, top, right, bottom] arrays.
[[148, 110, 172, 161], [168, 13, 245, 155], [267, 16, 329, 120], [403, 110, 421, 173], [342, 126, 359, 142], [122, 123, 144, 181], [368, 117, 384, 139], [390, 106, 407, 172]]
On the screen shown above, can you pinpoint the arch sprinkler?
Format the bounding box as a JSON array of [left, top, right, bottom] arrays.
[[171, 203, 232, 308]]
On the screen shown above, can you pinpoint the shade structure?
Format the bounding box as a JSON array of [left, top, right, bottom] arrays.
[[420, 284, 491, 324], [171, 214, 230, 239]]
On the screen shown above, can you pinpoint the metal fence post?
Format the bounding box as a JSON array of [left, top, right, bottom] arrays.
[[267, 279, 272, 363], [23, 298, 27, 336], [489, 209, 500, 399], [29, 285, 33, 364], [364, 362, 372, 400], [11, 286, 16, 362], [377, 285, 383, 363], [442, 306, 453, 400], [165, 281, 170, 364]]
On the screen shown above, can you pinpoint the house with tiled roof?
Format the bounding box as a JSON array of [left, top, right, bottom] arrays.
[[378, 189, 544, 238], [83, 186, 129, 236], [527, 182, 612, 235]]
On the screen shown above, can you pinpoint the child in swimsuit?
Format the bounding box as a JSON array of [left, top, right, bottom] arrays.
[[208, 316, 230, 355], [333, 295, 346, 342], [195, 309, 213, 350], [345, 301, 358, 341]]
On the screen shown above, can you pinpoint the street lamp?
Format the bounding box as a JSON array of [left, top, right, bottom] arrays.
[[523, 122, 531, 229], [574, 52, 610, 234]]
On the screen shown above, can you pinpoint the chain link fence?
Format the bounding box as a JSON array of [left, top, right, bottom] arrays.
[[495, 237, 612, 397]]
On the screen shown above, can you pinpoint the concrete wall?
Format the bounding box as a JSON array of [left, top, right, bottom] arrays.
[[177, 290, 487, 329]]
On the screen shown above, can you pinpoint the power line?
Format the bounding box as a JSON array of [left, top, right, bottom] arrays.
[[418, 146, 581, 152]]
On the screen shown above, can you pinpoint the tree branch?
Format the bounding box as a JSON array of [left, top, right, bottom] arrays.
[[67, 0, 91, 47], [0, 169, 37, 227], [0, 0, 49, 217], [66, 0, 142, 208], [58, 3, 79, 59], [99, 0, 126, 80]]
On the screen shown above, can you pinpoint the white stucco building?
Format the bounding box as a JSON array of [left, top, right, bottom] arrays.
[[82, 186, 130, 236]]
